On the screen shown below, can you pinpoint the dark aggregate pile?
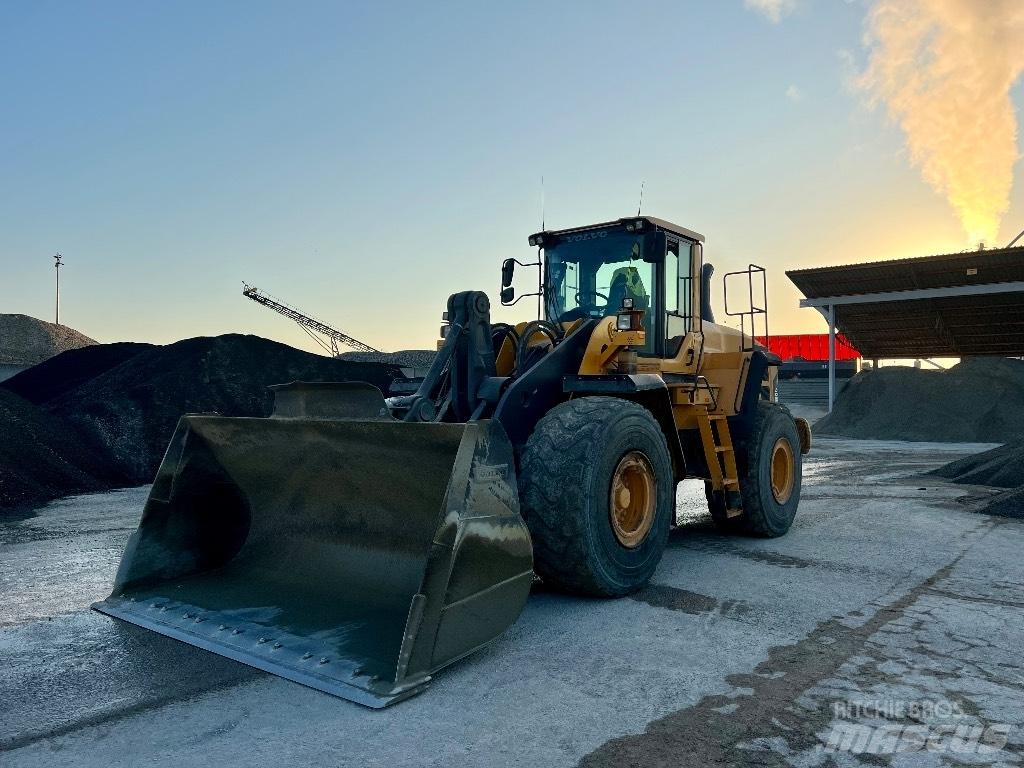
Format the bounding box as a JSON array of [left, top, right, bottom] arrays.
[[929, 441, 1024, 488], [48, 334, 400, 483], [0, 390, 128, 509], [338, 349, 437, 369], [978, 487, 1024, 519], [3, 342, 154, 405], [930, 439, 1024, 519], [816, 358, 1024, 442], [0, 334, 401, 510]]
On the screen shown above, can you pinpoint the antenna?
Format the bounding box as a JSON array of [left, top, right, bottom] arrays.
[[54, 253, 64, 325], [540, 176, 545, 231], [637, 181, 645, 216]]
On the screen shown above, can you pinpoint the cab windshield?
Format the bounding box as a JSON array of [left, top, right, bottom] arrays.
[[544, 229, 656, 330]]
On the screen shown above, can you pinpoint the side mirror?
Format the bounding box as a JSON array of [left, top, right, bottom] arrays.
[[500, 286, 515, 305], [642, 231, 667, 263], [501, 258, 515, 288]]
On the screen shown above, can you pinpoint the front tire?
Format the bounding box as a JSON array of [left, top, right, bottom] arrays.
[[518, 397, 674, 596]]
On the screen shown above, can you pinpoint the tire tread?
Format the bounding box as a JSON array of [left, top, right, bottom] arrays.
[[518, 397, 671, 596]]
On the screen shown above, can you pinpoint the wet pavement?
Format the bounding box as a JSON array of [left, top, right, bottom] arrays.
[[2, 438, 1022, 767]]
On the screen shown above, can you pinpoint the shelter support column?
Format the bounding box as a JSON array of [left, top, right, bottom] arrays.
[[827, 304, 836, 413]]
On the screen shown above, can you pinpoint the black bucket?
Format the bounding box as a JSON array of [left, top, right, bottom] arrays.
[[93, 383, 533, 707]]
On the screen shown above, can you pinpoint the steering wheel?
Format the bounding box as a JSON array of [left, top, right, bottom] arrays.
[[574, 290, 609, 311]]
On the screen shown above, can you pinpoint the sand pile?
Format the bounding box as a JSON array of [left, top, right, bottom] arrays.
[[0, 314, 96, 366], [816, 358, 1024, 442]]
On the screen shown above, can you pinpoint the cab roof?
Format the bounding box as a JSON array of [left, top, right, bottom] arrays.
[[528, 216, 705, 245]]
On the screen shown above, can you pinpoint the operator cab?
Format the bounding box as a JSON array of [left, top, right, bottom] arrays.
[[502, 216, 706, 358]]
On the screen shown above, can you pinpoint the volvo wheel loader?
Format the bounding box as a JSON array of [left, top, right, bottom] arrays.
[[94, 215, 810, 707]]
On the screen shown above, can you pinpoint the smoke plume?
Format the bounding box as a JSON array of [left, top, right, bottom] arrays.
[[860, 0, 1024, 246]]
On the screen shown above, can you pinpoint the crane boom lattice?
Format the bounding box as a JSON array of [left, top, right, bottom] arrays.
[[242, 282, 379, 355]]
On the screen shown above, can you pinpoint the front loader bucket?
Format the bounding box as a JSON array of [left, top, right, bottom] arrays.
[[93, 382, 533, 708]]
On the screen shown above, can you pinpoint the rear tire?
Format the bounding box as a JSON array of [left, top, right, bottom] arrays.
[[706, 402, 802, 537], [518, 397, 674, 597]]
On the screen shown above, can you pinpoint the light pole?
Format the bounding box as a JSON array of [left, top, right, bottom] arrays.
[[54, 253, 64, 325]]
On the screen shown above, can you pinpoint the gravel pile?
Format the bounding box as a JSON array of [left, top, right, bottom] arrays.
[[929, 441, 1024, 488], [3, 342, 153, 405], [0, 389, 127, 509], [338, 349, 437, 369], [815, 358, 1024, 442], [47, 334, 401, 483], [930, 438, 1024, 519], [0, 314, 96, 366], [0, 334, 402, 510], [978, 487, 1024, 519]]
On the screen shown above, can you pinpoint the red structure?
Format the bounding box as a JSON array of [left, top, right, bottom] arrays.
[[755, 334, 859, 362]]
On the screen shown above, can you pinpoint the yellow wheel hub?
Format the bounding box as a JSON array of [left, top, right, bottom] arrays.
[[609, 451, 656, 548], [770, 437, 796, 504]]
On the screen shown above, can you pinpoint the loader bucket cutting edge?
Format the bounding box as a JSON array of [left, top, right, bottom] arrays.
[[92, 382, 534, 708]]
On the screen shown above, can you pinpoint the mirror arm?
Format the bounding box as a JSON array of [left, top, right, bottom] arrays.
[[503, 290, 541, 306]]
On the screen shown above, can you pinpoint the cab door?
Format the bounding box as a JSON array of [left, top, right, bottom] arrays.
[[663, 238, 701, 372]]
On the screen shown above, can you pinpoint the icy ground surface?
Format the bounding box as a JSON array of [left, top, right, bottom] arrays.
[[2, 439, 1022, 767]]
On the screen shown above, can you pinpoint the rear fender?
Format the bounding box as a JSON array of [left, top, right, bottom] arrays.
[[729, 349, 781, 442]]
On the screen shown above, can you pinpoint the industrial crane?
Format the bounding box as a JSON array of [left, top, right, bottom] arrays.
[[242, 282, 379, 355]]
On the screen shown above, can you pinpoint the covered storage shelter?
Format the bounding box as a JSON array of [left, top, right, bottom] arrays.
[[787, 246, 1024, 410]]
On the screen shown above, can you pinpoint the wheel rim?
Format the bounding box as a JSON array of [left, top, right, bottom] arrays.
[[769, 437, 796, 504], [609, 451, 656, 548]]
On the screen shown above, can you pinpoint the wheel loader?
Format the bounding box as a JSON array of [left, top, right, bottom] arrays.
[[94, 215, 810, 707]]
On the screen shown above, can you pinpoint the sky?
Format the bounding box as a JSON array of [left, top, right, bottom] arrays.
[[1, 0, 1022, 353]]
